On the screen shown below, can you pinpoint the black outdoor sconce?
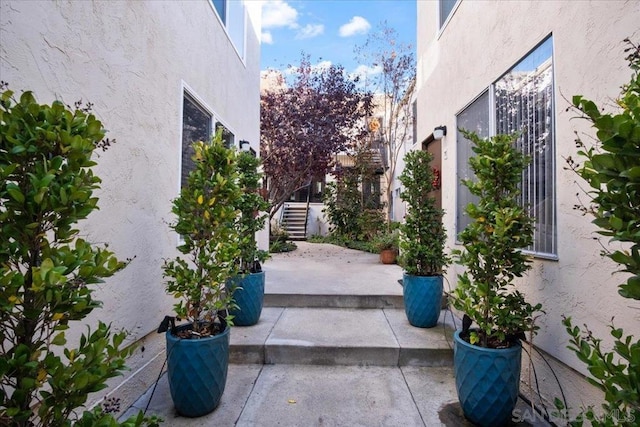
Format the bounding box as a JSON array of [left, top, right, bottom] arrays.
[[239, 140, 257, 157], [433, 125, 447, 140]]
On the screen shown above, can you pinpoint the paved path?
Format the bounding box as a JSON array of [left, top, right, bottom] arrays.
[[121, 242, 549, 426]]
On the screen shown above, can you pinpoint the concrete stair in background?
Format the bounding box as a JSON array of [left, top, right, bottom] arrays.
[[280, 203, 308, 240]]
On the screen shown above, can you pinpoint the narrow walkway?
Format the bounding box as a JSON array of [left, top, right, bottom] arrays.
[[121, 242, 548, 426]]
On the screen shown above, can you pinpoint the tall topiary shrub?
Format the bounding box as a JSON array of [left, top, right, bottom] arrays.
[[236, 152, 269, 274], [398, 149, 449, 276], [451, 131, 542, 348], [0, 88, 157, 425], [163, 132, 242, 335], [558, 39, 639, 426]]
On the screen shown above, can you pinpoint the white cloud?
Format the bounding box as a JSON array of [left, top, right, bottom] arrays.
[[350, 64, 382, 82], [296, 23, 324, 40], [285, 60, 333, 75], [311, 60, 333, 72], [261, 31, 274, 44], [262, 0, 299, 29], [339, 16, 371, 37]]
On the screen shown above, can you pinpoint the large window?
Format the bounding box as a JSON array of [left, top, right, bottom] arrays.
[[210, 0, 245, 59], [495, 37, 555, 256], [456, 91, 490, 235], [439, 0, 458, 29], [181, 94, 212, 188], [456, 36, 556, 257], [211, 0, 226, 24], [216, 123, 235, 148]]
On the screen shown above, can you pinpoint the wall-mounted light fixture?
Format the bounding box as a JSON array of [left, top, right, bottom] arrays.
[[239, 140, 257, 157], [433, 125, 447, 140]]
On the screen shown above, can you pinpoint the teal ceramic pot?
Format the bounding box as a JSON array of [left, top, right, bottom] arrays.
[[166, 321, 230, 417], [454, 330, 522, 427], [402, 273, 443, 328], [229, 271, 265, 326]]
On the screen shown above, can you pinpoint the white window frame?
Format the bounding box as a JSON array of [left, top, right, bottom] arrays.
[[208, 0, 247, 62], [437, 0, 461, 38]]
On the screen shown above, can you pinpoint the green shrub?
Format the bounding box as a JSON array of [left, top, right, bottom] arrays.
[[236, 152, 269, 273], [450, 132, 541, 348], [398, 149, 449, 276], [557, 39, 639, 426], [163, 132, 242, 335], [322, 176, 362, 240], [0, 88, 157, 425]]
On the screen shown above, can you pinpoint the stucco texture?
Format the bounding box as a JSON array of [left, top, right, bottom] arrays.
[[416, 0, 639, 416], [0, 0, 261, 412]]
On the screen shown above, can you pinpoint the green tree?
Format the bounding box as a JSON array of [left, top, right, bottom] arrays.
[[355, 22, 416, 221]]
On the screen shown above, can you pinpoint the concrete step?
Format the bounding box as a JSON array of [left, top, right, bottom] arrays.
[[264, 293, 403, 308], [230, 307, 454, 367], [283, 223, 306, 228]]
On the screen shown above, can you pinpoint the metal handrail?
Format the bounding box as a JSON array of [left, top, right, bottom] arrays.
[[303, 182, 311, 239]]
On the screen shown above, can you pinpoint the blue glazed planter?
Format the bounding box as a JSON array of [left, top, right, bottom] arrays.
[[166, 322, 230, 417], [453, 330, 522, 427], [402, 273, 443, 328], [229, 271, 265, 326]]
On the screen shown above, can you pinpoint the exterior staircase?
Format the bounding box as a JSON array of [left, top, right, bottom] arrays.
[[280, 203, 308, 240]]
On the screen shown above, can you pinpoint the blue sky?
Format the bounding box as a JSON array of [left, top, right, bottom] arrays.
[[260, 0, 417, 76]]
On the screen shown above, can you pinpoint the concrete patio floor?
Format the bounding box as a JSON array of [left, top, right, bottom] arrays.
[[120, 242, 551, 426]]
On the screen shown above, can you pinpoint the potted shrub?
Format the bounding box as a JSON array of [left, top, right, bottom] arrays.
[[0, 88, 158, 425], [162, 132, 242, 417], [228, 151, 269, 326], [398, 150, 450, 327], [450, 131, 542, 427], [373, 227, 400, 264]]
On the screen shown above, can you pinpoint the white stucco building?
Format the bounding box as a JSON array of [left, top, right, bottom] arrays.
[[0, 0, 263, 412], [416, 0, 639, 419]]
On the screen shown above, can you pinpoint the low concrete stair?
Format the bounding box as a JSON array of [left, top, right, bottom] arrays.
[[281, 203, 308, 240], [229, 292, 455, 368]]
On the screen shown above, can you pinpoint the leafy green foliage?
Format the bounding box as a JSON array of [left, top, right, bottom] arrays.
[[557, 317, 639, 426], [163, 131, 242, 336], [0, 88, 155, 425], [557, 39, 640, 426], [450, 131, 541, 348], [323, 144, 386, 243], [322, 174, 363, 240], [398, 150, 449, 276], [567, 42, 640, 301], [372, 227, 400, 252], [235, 152, 269, 273]]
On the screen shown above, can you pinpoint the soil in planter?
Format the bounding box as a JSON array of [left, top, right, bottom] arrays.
[[458, 328, 523, 349], [175, 321, 226, 339]]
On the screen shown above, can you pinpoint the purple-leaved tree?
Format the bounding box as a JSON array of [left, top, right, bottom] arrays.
[[261, 55, 373, 219]]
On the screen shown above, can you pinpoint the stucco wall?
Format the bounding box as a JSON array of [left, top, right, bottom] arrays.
[[0, 0, 262, 413], [416, 0, 639, 418]]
